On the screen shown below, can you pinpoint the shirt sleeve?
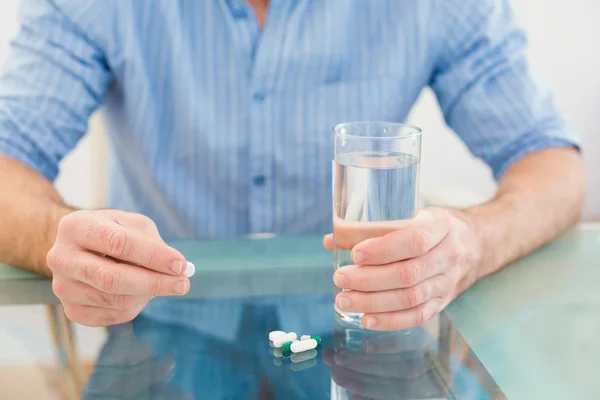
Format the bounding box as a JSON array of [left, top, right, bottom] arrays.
[[429, 0, 580, 180], [0, 0, 112, 181]]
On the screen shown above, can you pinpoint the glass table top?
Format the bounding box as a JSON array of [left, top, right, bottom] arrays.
[[0, 224, 598, 399]]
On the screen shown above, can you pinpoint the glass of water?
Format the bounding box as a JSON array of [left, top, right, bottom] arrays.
[[332, 122, 422, 326]]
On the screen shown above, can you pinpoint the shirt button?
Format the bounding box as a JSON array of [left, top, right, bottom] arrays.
[[253, 175, 266, 186], [252, 93, 266, 102]]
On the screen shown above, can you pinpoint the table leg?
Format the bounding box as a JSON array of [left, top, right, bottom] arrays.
[[46, 304, 82, 400]]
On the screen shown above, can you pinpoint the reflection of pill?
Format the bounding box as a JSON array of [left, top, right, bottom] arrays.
[[269, 347, 283, 357], [291, 349, 317, 363], [184, 262, 196, 277], [290, 357, 317, 371], [273, 358, 283, 366], [269, 331, 286, 341], [273, 332, 297, 348], [291, 339, 317, 353]]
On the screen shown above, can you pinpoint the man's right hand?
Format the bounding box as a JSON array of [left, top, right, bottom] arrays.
[[47, 209, 191, 327]]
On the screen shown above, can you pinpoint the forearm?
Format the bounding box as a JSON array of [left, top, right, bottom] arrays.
[[0, 156, 74, 277], [463, 148, 586, 282]]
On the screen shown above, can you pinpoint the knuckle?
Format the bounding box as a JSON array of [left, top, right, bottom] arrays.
[[140, 215, 158, 230], [448, 244, 463, 265], [46, 248, 64, 270], [63, 305, 81, 324], [51, 278, 68, 298], [398, 262, 420, 286], [56, 213, 79, 236], [410, 231, 430, 255], [107, 230, 129, 258], [414, 306, 426, 327], [404, 286, 423, 308], [96, 267, 120, 293]]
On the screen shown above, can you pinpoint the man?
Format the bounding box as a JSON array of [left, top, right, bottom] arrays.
[[0, 0, 586, 331]]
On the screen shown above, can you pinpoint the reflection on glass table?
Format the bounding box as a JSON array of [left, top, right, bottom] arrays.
[[1, 225, 599, 399], [84, 296, 504, 399]]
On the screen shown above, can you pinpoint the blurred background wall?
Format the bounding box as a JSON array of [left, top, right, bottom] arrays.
[[1, 0, 598, 217]]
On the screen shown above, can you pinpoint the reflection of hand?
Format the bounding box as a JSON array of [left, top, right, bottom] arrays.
[[324, 329, 447, 400], [47, 210, 191, 327], [324, 208, 481, 330], [83, 323, 193, 400]]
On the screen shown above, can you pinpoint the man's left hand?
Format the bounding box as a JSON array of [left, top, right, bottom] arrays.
[[323, 208, 481, 331]]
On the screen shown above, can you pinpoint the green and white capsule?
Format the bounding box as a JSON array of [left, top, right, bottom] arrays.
[[301, 335, 322, 345], [291, 338, 318, 353]]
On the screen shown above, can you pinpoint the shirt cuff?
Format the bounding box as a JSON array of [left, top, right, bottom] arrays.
[[489, 132, 581, 181]]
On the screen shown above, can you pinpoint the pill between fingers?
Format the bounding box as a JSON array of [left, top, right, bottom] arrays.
[[184, 261, 195, 277]]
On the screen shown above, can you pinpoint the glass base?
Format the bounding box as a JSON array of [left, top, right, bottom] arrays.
[[335, 307, 365, 328]]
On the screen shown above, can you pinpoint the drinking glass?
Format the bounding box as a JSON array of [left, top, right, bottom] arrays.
[[332, 122, 422, 326]]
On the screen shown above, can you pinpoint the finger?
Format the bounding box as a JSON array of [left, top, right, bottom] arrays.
[[63, 304, 142, 327], [60, 250, 190, 296], [333, 219, 409, 251], [323, 234, 334, 252], [362, 298, 444, 331], [333, 245, 450, 291], [53, 278, 147, 310], [351, 209, 451, 265], [336, 275, 452, 314], [65, 214, 187, 275]]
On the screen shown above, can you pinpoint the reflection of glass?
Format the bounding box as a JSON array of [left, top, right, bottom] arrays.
[[332, 122, 422, 326], [328, 314, 508, 400]]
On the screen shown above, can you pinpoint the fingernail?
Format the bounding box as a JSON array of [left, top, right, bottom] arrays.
[[352, 251, 368, 263], [184, 261, 195, 278], [172, 280, 188, 295], [169, 260, 184, 275], [333, 272, 349, 288], [337, 295, 352, 311], [365, 315, 378, 329]]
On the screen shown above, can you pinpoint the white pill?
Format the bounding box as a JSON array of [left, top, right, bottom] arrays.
[[184, 262, 195, 277], [291, 338, 317, 353], [301, 335, 311, 341], [269, 331, 286, 341], [273, 332, 297, 348]]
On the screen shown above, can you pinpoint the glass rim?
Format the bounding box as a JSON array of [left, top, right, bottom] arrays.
[[332, 121, 422, 140]]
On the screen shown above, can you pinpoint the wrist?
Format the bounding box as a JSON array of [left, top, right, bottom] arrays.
[[448, 207, 487, 286]]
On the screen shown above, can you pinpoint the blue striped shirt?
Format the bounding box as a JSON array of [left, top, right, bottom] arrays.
[[0, 0, 578, 337]]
